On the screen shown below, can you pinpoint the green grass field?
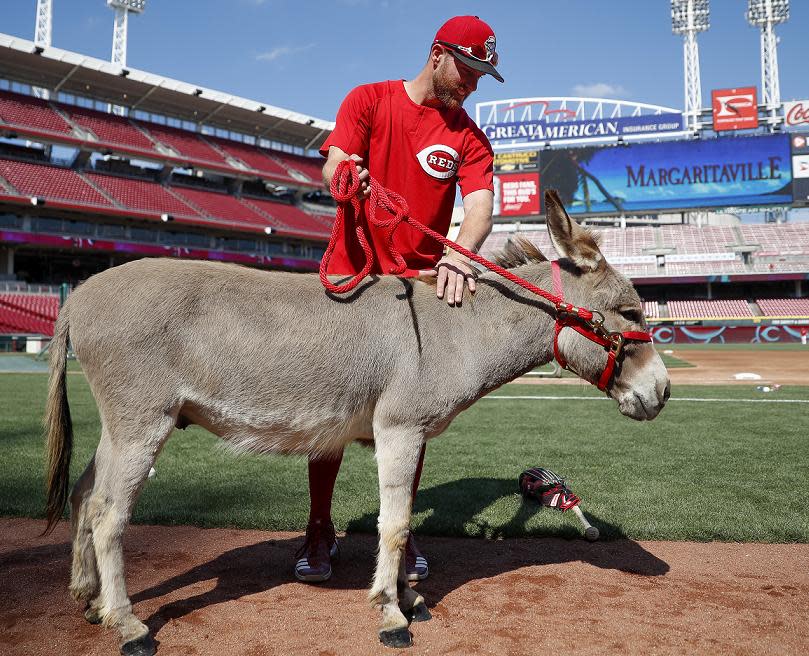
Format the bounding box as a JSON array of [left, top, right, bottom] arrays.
[[1, 365, 807, 543]]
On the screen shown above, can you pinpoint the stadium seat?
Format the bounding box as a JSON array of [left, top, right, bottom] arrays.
[[756, 298, 809, 316], [0, 158, 112, 207], [271, 151, 325, 183], [170, 186, 272, 228], [667, 299, 753, 319], [141, 124, 230, 166], [65, 106, 157, 153], [208, 137, 297, 182], [242, 197, 331, 237], [86, 173, 200, 217], [0, 90, 72, 135], [0, 294, 56, 335]]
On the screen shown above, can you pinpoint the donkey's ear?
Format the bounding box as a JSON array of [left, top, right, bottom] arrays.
[[544, 189, 604, 272]]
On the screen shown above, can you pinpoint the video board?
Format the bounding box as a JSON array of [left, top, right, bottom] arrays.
[[538, 134, 792, 215], [791, 133, 809, 206]]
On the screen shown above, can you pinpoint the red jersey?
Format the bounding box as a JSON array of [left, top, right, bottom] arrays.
[[320, 80, 493, 277]]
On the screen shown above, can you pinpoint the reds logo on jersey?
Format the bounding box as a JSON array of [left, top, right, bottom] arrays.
[[416, 144, 460, 180]]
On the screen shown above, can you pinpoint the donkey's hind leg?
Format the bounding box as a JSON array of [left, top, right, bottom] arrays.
[[68, 452, 102, 622], [89, 412, 174, 656]]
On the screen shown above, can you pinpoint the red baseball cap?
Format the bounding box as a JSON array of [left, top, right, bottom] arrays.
[[433, 16, 503, 83]]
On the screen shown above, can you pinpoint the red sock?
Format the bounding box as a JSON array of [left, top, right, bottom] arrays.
[[308, 443, 426, 523], [308, 451, 343, 524]]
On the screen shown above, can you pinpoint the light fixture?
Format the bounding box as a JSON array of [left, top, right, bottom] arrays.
[[160, 213, 173, 222], [671, 0, 710, 34], [264, 226, 274, 235], [107, 0, 147, 13], [30, 196, 46, 206], [746, 0, 789, 26]]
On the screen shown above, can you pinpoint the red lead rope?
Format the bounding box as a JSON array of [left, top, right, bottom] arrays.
[[319, 159, 651, 390], [319, 160, 582, 314]]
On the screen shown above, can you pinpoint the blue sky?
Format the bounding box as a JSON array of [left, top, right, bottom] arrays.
[[3, 0, 807, 122]]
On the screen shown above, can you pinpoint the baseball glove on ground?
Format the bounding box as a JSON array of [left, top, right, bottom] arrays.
[[519, 467, 580, 511]]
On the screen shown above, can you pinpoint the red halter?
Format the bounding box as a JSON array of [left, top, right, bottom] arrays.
[[550, 260, 652, 391]]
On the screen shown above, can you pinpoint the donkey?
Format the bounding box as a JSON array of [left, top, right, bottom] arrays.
[[44, 190, 669, 654]]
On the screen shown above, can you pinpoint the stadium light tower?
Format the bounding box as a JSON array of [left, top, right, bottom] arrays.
[[107, 0, 146, 68], [671, 0, 709, 134], [747, 0, 789, 129], [34, 0, 53, 48], [32, 0, 54, 98]]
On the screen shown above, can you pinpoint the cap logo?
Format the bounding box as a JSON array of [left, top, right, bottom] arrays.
[[416, 144, 459, 180], [485, 35, 496, 59]]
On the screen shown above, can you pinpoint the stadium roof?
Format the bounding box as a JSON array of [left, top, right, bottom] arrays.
[[0, 32, 334, 151]]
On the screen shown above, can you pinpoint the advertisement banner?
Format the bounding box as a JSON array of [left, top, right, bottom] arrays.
[[539, 134, 792, 215], [711, 87, 759, 131], [784, 100, 809, 129], [790, 133, 809, 154], [495, 172, 540, 216], [650, 325, 807, 344], [493, 150, 539, 174], [793, 155, 809, 179], [481, 113, 683, 146], [790, 133, 809, 204]]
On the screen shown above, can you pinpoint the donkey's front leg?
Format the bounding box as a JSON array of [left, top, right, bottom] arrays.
[[370, 426, 424, 648]]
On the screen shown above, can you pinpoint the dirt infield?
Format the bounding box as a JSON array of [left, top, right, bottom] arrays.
[[1, 518, 807, 656]]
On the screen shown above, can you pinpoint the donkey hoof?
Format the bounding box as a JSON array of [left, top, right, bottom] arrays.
[[120, 634, 156, 656], [379, 627, 412, 648], [83, 606, 102, 624], [405, 601, 432, 623]]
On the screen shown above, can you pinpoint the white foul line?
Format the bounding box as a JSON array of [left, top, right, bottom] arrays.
[[485, 395, 809, 404]]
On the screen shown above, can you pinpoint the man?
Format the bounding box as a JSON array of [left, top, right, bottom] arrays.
[[295, 15, 502, 583]]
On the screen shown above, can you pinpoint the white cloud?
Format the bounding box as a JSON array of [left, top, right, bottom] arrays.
[[571, 83, 627, 99], [256, 43, 316, 62]]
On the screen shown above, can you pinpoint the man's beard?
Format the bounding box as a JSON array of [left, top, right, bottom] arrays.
[[433, 62, 464, 110]]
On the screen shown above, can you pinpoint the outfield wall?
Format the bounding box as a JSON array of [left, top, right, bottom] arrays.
[[651, 324, 808, 344]]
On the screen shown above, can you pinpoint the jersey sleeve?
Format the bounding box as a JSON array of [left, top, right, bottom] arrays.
[[319, 84, 375, 159], [457, 123, 494, 197]]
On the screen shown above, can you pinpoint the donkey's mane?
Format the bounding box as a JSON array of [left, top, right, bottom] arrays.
[[492, 236, 548, 269]]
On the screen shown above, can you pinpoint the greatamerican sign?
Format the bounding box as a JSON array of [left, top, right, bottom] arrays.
[[475, 98, 684, 147], [482, 113, 684, 145]]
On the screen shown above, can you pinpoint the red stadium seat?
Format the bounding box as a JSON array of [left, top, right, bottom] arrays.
[[242, 197, 331, 237], [0, 158, 112, 207], [65, 106, 157, 153], [169, 186, 272, 228], [0, 90, 73, 135], [271, 151, 324, 183], [756, 298, 809, 316], [86, 173, 200, 217], [0, 294, 57, 335], [208, 137, 297, 181], [142, 124, 230, 166], [667, 299, 753, 319]]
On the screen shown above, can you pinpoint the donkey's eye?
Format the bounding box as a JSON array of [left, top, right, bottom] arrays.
[[619, 309, 643, 323]]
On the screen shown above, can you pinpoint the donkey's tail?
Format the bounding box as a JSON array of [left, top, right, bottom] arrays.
[[43, 303, 73, 536]]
